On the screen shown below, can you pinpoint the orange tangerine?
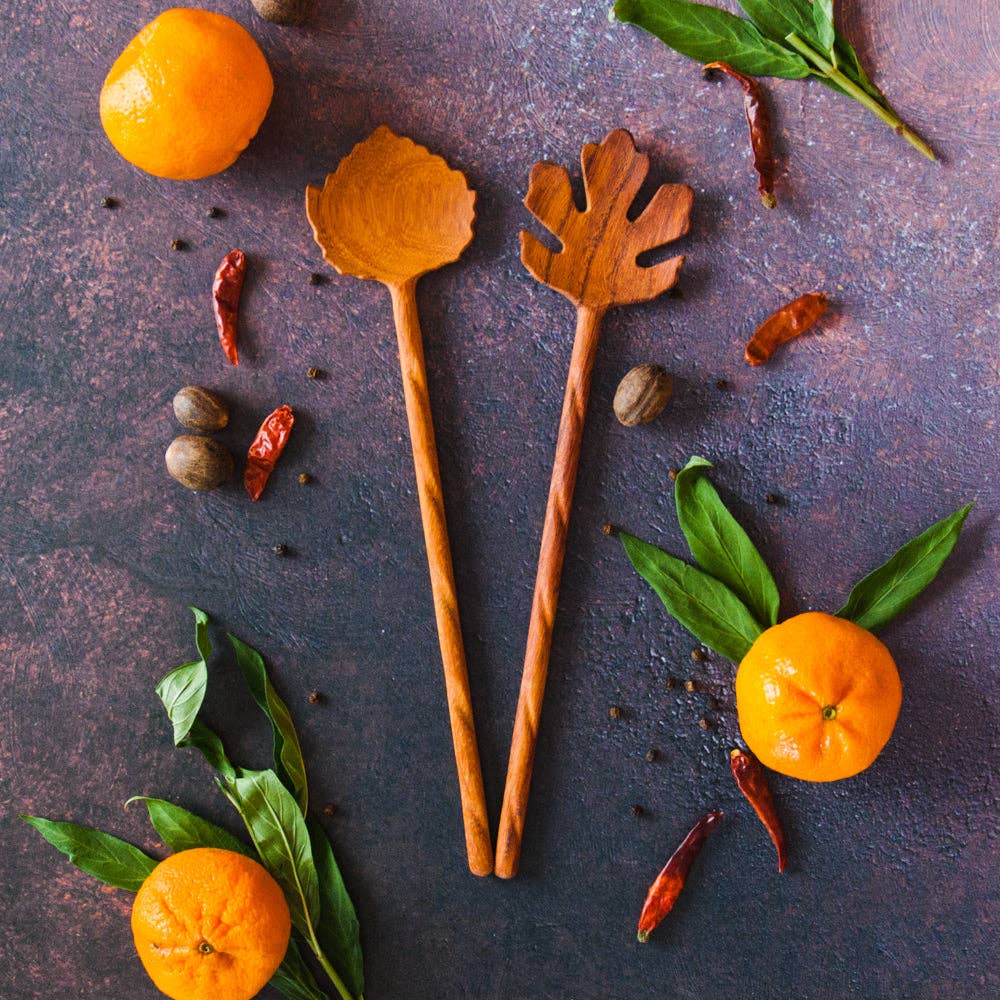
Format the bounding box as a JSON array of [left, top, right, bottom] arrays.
[[736, 612, 902, 781], [131, 847, 290, 1000], [100, 9, 273, 180]]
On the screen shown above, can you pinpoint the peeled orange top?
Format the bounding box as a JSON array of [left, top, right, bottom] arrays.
[[736, 611, 902, 782], [100, 8, 273, 180], [131, 847, 291, 1000]]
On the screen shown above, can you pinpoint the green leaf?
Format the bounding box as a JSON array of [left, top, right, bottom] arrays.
[[178, 719, 239, 781], [614, 0, 811, 78], [191, 604, 212, 661], [21, 816, 157, 892], [220, 770, 320, 940], [129, 797, 251, 857], [618, 530, 763, 662], [156, 607, 211, 745], [229, 633, 308, 815], [156, 610, 238, 782], [156, 660, 206, 745], [270, 936, 331, 1000], [812, 0, 835, 53], [742, 0, 879, 99], [308, 817, 364, 999], [837, 503, 973, 633], [736, 0, 822, 48], [674, 457, 780, 628]]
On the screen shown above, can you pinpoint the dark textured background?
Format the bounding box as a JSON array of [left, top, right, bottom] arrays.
[[1, 1, 998, 998]]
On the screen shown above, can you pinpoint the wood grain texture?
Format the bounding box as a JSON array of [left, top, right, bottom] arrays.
[[496, 304, 603, 877], [496, 131, 692, 877], [307, 127, 492, 875], [388, 279, 493, 877], [1, 1, 997, 997]]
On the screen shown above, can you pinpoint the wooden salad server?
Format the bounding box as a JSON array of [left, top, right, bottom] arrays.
[[306, 126, 493, 876], [496, 129, 693, 878]]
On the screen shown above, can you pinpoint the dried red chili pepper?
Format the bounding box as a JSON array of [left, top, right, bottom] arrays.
[[245, 405, 294, 501], [703, 62, 776, 209], [745, 292, 829, 366], [730, 748, 787, 873], [213, 249, 246, 365], [637, 809, 722, 942]]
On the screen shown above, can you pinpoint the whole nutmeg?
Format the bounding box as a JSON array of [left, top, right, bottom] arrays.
[[172, 386, 229, 432], [165, 436, 234, 491], [251, 0, 313, 24], [613, 364, 673, 426]]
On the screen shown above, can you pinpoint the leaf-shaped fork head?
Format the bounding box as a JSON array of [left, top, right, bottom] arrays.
[[520, 129, 693, 311]]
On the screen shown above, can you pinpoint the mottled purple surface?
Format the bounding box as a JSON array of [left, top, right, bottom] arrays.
[[1, 1, 998, 998]]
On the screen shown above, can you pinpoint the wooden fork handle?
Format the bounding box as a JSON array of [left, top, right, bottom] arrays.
[[496, 304, 605, 878], [389, 279, 493, 877]]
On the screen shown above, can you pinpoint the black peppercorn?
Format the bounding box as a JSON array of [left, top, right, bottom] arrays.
[[691, 648, 705, 662], [685, 679, 697, 693], [298, 472, 312, 485], [631, 804, 644, 817], [664, 677, 676, 690], [322, 803, 336, 817], [645, 748, 658, 762], [171, 239, 188, 251], [273, 543, 289, 557], [206, 206, 223, 219], [308, 272, 325, 285], [100, 196, 118, 209], [716, 379, 731, 391], [308, 689, 321, 704], [306, 367, 323, 380], [609, 705, 622, 719], [766, 493, 784, 505]]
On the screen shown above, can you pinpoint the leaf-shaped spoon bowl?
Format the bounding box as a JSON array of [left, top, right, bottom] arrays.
[[306, 127, 491, 876], [306, 124, 475, 286]]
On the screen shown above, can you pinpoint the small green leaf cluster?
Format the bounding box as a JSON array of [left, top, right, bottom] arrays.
[[23, 609, 364, 1000], [616, 456, 971, 661], [612, 0, 934, 159]]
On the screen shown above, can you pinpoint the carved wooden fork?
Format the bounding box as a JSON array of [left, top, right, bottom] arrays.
[[496, 129, 693, 877]]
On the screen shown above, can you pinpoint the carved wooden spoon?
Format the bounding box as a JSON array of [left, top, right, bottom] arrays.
[[496, 129, 694, 878], [306, 126, 492, 876]]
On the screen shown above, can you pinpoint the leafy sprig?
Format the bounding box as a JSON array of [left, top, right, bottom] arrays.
[[613, 0, 935, 160], [613, 456, 970, 660], [23, 608, 364, 1000]]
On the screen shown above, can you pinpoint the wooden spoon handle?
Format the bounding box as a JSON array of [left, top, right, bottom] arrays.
[[496, 304, 605, 878], [389, 279, 493, 877]]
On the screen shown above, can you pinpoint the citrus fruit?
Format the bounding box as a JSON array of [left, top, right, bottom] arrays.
[[735, 611, 902, 782], [100, 9, 273, 180], [131, 847, 291, 1000]]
